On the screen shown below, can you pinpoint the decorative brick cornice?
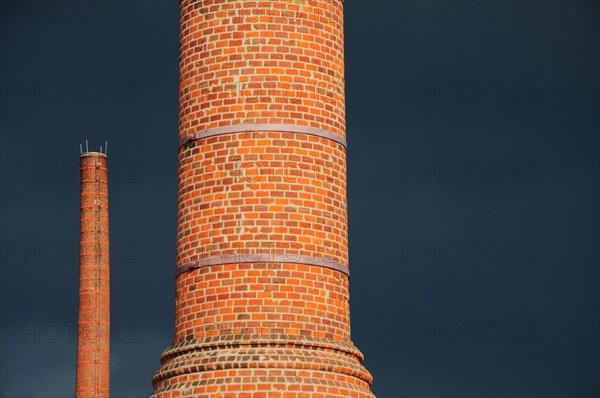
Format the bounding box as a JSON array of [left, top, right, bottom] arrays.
[[178, 123, 347, 148], [158, 334, 365, 366], [153, 347, 370, 387], [152, 335, 373, 393]]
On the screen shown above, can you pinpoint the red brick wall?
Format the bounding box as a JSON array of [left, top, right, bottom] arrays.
[[178, 0, 346, 140], [152, 1, 374, 396], [77, 153, 110, 398], [176, 132, 348, 270]]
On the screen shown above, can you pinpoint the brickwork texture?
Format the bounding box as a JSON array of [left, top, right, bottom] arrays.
[[151, 1, 374, 396], [77, 153, 110, 398]]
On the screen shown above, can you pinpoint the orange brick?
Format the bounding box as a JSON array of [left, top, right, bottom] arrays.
[[151, 1, 372, 397]]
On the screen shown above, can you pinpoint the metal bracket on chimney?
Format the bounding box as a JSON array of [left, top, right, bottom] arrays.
[[178, 123, 348, 149], [175, 254, 350, 278]]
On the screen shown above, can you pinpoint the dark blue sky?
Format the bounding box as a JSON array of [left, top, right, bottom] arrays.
[[1, 1, 598, 397]]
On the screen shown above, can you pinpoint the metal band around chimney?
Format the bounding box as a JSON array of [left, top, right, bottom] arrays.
[[179, 124, 347, 149], [175, 254, 350, 278]]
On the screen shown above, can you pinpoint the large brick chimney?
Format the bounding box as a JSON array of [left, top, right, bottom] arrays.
[[151, 1, 374, 396], [77, 150, 110, 398]]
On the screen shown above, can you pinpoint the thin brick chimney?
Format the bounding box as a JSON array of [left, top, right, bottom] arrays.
[[151, 0, 374, 396], [76, 147, 110, 398]]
